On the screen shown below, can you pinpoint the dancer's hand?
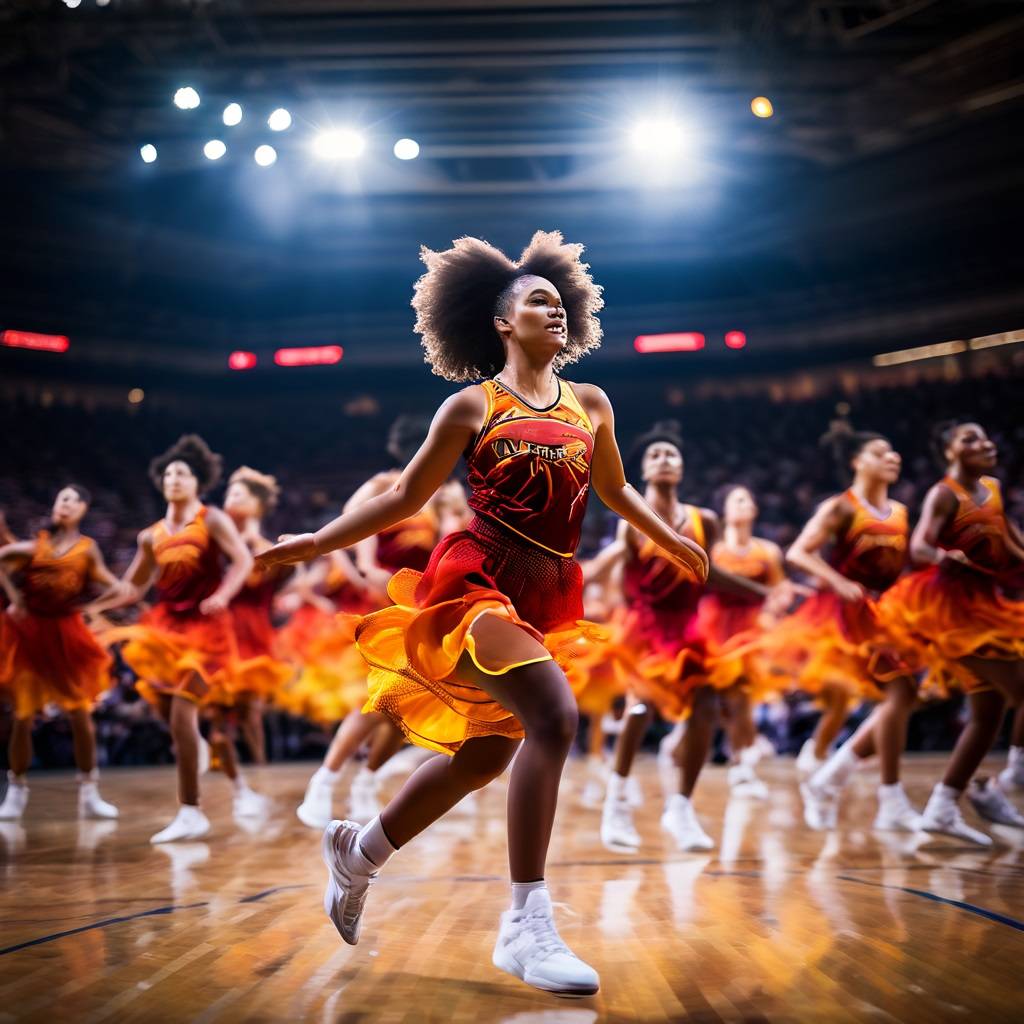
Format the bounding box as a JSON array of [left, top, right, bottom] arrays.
[[670, 534, 710, 583], [256, 533, 319, 568], [830, 576, 865, 602], [199, 591, 231, 615]]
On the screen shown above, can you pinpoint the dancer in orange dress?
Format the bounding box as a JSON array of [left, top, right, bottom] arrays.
[[95, 435, 253, 843], [296, 417, 470, 829], [257, 231, 708, 997], [584, 423, 771, 853], [779, 433, 924, 832], [698, 484, 793, 799], [0, 485, 122, 821], [878, 419, 1024, 844]]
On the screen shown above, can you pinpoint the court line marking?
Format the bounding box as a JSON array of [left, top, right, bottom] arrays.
[[836, 875, 1024, 933], [0, 884, 314, 956]]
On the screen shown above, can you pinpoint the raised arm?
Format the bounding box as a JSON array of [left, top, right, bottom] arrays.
[[786, 495, 863, 601], [580, 385, 708, 582], [200, 507, 255, 614], [257, 387, 487, 568]]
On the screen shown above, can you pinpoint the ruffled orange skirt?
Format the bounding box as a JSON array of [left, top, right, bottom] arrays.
[[730, 591, 908, 701], [104, 605, 238, 706], [0, 609, 112, 718], [565, 606, 633, 717], [697, 595, 780, 696], [877, 565, 1024, 694], [355, 517, 605, 755], [227, 603, 294, 702]]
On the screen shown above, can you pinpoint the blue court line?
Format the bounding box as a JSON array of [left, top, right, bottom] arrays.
[[837, 875, 1024, 933], [0, 884, 314, 956]]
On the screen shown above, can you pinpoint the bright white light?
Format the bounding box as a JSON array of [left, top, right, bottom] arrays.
[[223, 103, 243, 127], [254, 144, 278, 167], [174, 86, 201, 110], [63, 0, 82, 7], [312, 129, 366, 161], [96, 0, 111, 6], [203, 139, 227, 161], [268, 108, 292, 132], [140, 144, 157, 164], [629, 117, 687, 157], [393, 138, 420, 160]]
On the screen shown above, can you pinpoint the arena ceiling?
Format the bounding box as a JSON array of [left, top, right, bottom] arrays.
[[2, 0, 1023, 382]]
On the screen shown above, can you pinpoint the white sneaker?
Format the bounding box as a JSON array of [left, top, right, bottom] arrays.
[[78, 781, 119, 820], [873, 784, 923, 832], [920, 785, 993, 847], [322, 819, 377, 945], [967, 778, 1024, 828], [796, 739, 825, 776], [348, 768, 381, 824], [0, 774, 28, 821], [233, 786, 269, 819], [297, 772, 335, 829], [998, 749, 1024, 791], [492, 888, 600, 997], [600, 797, 641, 851], [624, 775, 644, 809], [660, 793, 715, 851], [754, 734, 777, 760], [150, 805, 211, 844], [727, 763, 769, 800], [800, 777, 839, 831]]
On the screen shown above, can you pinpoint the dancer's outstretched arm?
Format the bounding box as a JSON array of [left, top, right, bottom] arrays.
[[258, 388, 486, 568], [580, 384, 708, 582]]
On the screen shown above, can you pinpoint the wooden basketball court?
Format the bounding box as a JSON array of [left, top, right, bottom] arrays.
[[1, 754, 1021, 1023]]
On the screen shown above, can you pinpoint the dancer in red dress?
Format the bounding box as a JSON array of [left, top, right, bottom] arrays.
[[257, 232, 708, 996], [95, 435, 253, 843], [879, 419, 1024, 843], [0, 485, 122, 821]]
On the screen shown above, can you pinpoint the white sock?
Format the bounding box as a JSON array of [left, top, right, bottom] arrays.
[[817, 743, 860, 787], [878, 782, 904, 801], [606, 773, 628, 801], [7, 770, 27, 788], [356, 816, 397, 871], [510, 880, 546, 911], [312, 765, 341, 787], [232, 774, 251, 793], [77, 768, 99, 784], [933, 782, 962, 803], [179, 803, 204, 819]]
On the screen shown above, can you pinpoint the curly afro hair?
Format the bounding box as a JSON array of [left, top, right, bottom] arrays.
[[148, 434, 224, 494], [386, 415, 432, 466], [412, 230, 604, 382], [228, 465, 281, 513]]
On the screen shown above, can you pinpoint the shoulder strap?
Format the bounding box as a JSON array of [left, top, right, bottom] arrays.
[[687, 505, 706, 550]]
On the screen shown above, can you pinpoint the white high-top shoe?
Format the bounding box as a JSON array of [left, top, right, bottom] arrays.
[[0, 772, 28, 821], [492, 888, 600, 997], [967, 778, 1024, 828], [660, 793, 714, 851], [920, 784, 992, 847], [873, 784, 923, 832], [322, 819, 378, 945], [78, 772, 119, 820], [297, 768, 336, 829], [150, 805, 211, 844], [348, 766, 381, 824]]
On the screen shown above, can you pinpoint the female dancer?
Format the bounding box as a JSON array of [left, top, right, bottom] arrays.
[[879, 419, 1024, 843], [223, 466, 294, 762], [257, 231, 708, 997], [586, 424, 769, 853], [698, 484, 793, 799], [95, 435, 253, 843], [0, 485, 121, 820], [783, 433, 922, 831], [296, 417, 470, 828]]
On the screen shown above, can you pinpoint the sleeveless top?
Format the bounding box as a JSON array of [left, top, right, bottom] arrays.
[[21, 531, 94, 617], [376, 507, 439, 573], [709, 538, 783, 608], [624, 504, 706, 615], [940, 476, 1019, 575], [150, 506, 223, 615], [466, 378, 594, 558], [830, 489, 907, 593]]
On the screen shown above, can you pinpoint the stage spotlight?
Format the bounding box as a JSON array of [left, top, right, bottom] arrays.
[[629, 117, 686, 157], [725, 330, 747, 349], [203, 139, 227, 161], [128, 388, 145, 405], [223, 103, 243, 127], [751, 96, 774, 119], [393, 138, 420, 161], [97, 0, 111, 6], [312, 129, 366, 160], [140, 144, 157, 164], [254, 144, 277, 167], [268, 108, 292, 132], [62, 0, 82, 7], [174, 86, 201, 110]]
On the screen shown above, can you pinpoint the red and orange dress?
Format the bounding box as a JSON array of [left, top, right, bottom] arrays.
[[751, 490, 909, 701], [619, 506, 709, 721], [878, 475, 1024, 694], [227, 561, 294, 703], [0, 531, 112, 718], [355, 377, 610, 754], [107, 507, 239, 705], [699, 538, 784, 695]]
